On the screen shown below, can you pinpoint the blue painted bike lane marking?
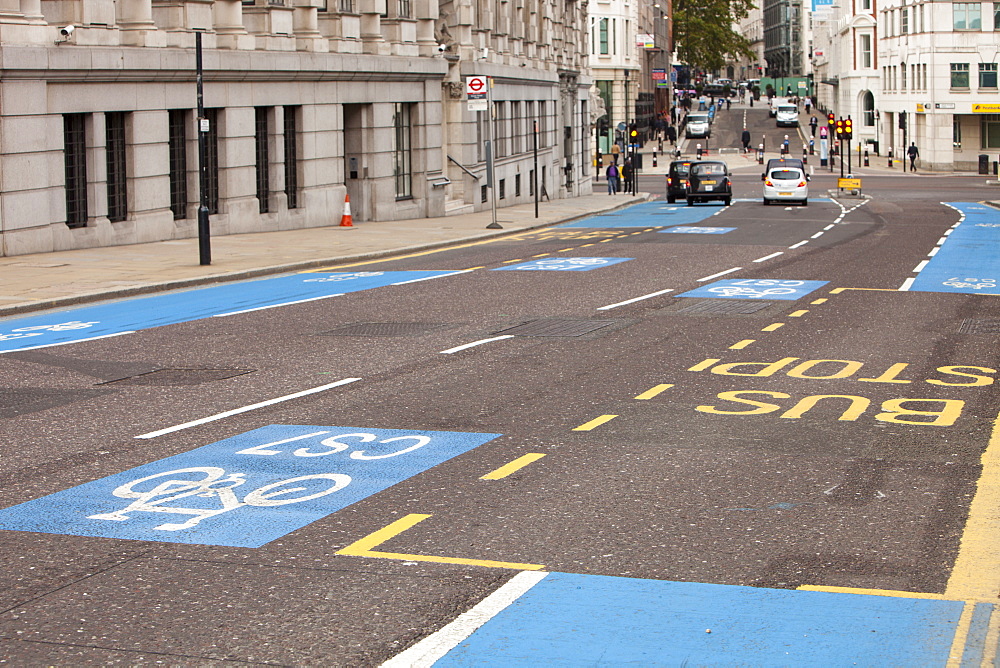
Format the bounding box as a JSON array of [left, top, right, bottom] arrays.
[[493, 257, 632, 272], [557, 201, 729, 228], [0, 270, 458, 354], [431, 572, 971, 667], [679, 278, 829, 300], [0, 425, 500, 548], [909, 203, 1000, 295]]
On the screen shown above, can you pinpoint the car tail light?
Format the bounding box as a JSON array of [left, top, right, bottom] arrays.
[[667, 177, 673, 185], [764, 180, 773, 186], [798, 181, 807, 187]]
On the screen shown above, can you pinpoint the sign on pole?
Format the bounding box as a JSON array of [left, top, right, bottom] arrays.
[[467, 76, 488, 111]]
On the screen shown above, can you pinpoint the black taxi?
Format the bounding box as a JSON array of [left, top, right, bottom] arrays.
[[685, 160, 732, 206]]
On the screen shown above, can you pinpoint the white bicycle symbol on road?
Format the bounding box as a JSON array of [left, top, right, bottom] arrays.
[[0, 320, 99, 341], [943, 277, 997, 290], [706, 286, 797, 298], [303, 271, 384, 283], [88, 467, 350, 532]]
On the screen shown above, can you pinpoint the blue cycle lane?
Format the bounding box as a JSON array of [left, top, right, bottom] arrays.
[[909, 202, 1000, 294], [0, 270, 464, 353]]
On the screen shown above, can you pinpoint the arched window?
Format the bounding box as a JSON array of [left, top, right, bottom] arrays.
[[862, 91, 875, 126]]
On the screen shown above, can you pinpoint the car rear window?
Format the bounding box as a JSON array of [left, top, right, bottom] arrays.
[[672, 164, 690, 176], [693, 163, 726, 175], [770, 169, 802, 180], [778, 106, 797, 113], [688, 115, 709, 123]]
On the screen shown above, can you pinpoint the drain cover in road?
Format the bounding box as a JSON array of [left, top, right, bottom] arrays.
[[321, 322, 455, 337], [496, 319, 617, 337], [676, 300, 775, 315]]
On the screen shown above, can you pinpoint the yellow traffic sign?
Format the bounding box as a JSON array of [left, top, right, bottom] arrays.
[[838, 178, 861, 190]]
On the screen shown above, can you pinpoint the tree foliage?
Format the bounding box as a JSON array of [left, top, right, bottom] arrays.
[[673, 0, 756, 72]]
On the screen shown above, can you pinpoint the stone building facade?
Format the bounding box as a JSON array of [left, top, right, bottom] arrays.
[[0, 0, 591, 256]]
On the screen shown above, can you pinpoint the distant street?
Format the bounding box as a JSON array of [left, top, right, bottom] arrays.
[[1, 101, 1000, 664]]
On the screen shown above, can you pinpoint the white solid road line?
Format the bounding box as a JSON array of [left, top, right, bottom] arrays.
[[135, 377, 362, 439], [752, 252, 784, 263], [214, 294, 344, 317], [597, 288, 675, 310], [440, 335, 515, 354], [392, 270, 474, 286], [697, 267, 742, 282], [789, 240, 809, 249], [0, 331, 136, 355], [380, 571, 550, 668]]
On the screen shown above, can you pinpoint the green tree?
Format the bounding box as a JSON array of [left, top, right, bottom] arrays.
[[673, 0, 755, 72]]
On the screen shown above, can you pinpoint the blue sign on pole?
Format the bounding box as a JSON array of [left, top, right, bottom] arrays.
[[0, 425, 502, 547]]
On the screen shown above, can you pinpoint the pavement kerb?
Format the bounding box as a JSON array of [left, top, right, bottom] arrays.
[[0, 193, 653, 319]]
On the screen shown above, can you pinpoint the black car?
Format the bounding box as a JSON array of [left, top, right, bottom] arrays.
[[685, 160, 732, 206], [666, 160, 691, 203], [762, 157, 805, 181]]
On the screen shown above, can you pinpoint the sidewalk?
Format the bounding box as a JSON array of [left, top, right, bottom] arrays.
[[0, 192, 651, 318]]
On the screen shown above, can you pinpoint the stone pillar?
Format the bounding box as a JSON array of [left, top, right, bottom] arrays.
[[358, 0, 387, 54], [213, 0, 255, 49], [118, 0, 167, 45], [293, 0, 328, 51]]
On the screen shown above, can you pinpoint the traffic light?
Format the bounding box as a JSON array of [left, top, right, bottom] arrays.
[[899, 110, 907, 130], [844, 117, 853, 139], [835, 118, 844, 136], [827, 112, 835, 127]]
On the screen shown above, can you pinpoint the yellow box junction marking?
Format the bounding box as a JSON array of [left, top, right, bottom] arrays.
[[946, 410, 1000, 602], [811, 298, 828, 305], [573, 414, 618, 431], [789, 310, 809, 318], [729, 340, 756, 350], [762, 323, 785, 332], [634, 384, 674, 400], [337, 514, 545, 570], [481, 453, 547, 480]]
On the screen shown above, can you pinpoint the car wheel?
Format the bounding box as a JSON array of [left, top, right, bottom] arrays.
[[667, 195, 675, 204], [802, 199, 809, 206], [724, 198, 732, 206], [686, 198, 694, 206], [763, 198, 769, 206]]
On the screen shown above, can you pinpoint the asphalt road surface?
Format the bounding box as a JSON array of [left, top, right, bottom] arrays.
[[2, 112, 1000, 664]]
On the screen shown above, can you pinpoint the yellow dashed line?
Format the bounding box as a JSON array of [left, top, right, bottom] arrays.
[[729, 339, 756, 350], [811, 298, 828, 305], [503, 258, 524, 264], [762, 323, 785, 332], [689, 358, 721, 371], [573, 415, 618, 431], [533, 253, 551, 258], [481, 453, 547, 480], [558, 248, 575, 252], [789, 310, 809, 317], [797, 585, 949, 600], [634, 384, 674, 400]]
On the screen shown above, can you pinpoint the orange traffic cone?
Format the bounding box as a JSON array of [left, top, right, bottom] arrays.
[[340, 194, 353, 227]]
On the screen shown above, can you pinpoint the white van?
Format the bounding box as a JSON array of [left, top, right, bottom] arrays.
[[776, 105, 800, 127], [685, 113, 711, 139], [768, 96, 789, 118]]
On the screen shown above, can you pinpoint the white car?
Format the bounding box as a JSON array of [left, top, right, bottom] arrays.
[[763, 166, 809, 206]]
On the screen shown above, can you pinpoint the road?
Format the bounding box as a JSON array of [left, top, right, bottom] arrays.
[[1, 107, 1000, 665]]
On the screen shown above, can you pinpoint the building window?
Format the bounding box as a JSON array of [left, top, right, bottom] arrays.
[[204, 109, 220, 215], [63, 113, 88, 229], [981, 63, 998, 88], [105, 112, 128, 223], [860, 33, 872, 68], [339, 0, 354, 10], [284, 106, 299, 209], [255, 107, 270, 214], [901, 7, 908, 33], [499, 178, 505, 199], [168, 109, 188, 220], [954, 117, 962, 148], [539, 100, 548, 148], [397, 0, 409, 16], [954, 3, 981, 29], [529, 168, 535, 195], [901, 62, 907, 91], [982, 115, 1000, 148], [515, 173, 521, 196], [951, 62, 971, 88], [512, 101, 522, 154], [599, 18, 609, 54], [481, 184, 488, 203], [476, 110, 485, 162], [995, 2, 1000, 29], [495, 101, 506, 157], [393, 102, 412, 200], [862, 0, 871, 10], [862, 91, 875, 126]]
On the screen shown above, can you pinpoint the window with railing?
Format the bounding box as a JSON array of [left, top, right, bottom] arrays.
[[204, 108, 220, 215], [284, 106, 299, 209], [106, 112, 128, 223], [255, 107, 271, 214], [168, 109, 188, 220], [393, 102, 412, 199], [63, 113, 88, 228]]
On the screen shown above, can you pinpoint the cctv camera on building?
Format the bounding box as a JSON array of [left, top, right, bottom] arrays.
[[436, 43, 448, 52], [60, 25, 75, 37]]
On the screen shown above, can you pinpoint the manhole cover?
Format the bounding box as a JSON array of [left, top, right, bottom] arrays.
[[959, 318, 1000, 334], [102, 368, 254, 386], [320, 322, 454, 337], [676, 300, 776, 315], [496, 319, 617, 337]]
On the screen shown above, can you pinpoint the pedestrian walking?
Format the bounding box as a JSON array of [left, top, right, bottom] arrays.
[[666, 124, 677, 146], [741, 128, 751, 153], [622, 158, 634, 194], [726, 98, 731, 111], [606, 161, 620, 195], [907, 143, 919, 171], [809, 115, 818, 137]]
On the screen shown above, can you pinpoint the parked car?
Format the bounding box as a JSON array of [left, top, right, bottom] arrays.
[[685, 113, 711, 139], [762, 157, 805, 181], [666, 160, 691, 203], [763, 164, 809, 206], [685, 160, 732, 206]]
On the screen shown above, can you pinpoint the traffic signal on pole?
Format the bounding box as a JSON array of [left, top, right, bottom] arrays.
[[835, 118, 844, 136], [827, 112, 835, 127], [844, 118, 853, 139]]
